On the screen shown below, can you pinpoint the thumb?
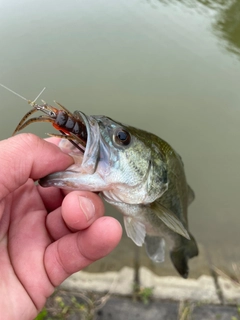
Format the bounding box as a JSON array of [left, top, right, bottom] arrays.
[[0, 133, 73, 199]]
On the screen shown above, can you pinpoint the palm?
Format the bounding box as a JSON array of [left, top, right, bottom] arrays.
[[1, 181, 62, 318]]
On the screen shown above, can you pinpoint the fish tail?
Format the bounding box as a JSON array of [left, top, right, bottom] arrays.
[[170, 233, 198, 279]]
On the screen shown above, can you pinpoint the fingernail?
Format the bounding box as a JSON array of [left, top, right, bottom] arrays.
[[79, 196, 95, 221]]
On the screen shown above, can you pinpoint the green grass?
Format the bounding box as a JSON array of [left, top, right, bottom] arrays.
[[178, 301, 194, 320], [35, 289, 109, 320], [133, 283, 153, 304]]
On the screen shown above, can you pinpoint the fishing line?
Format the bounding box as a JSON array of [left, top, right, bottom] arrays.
[[0, 83, 29, 102], [0, 83, 46, 104]]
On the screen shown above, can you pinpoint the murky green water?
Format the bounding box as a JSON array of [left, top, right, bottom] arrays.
[[1, 0, 240, 277]]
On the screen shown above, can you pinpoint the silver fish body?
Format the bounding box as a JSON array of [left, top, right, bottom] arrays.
[[40, 112, 198, 278]]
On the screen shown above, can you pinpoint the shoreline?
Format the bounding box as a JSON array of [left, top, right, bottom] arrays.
[[60, 266, 240, 305]]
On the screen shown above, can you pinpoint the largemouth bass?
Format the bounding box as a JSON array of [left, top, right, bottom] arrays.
[[39, 112, 199, 278]]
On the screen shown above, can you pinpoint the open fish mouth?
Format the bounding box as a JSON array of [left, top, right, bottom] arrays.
[[39, 111, 102, 188], [51, 110, 102, 174], [68, 111, 101, 174]]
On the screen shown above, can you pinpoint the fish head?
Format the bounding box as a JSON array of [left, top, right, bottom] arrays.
[[40, 112, 168, 204]]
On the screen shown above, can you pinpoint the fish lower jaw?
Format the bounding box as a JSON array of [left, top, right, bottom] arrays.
[[102, 192, 148, 206]]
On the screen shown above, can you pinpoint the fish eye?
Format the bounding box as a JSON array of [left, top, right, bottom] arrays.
[[114, 129, 131, 146]]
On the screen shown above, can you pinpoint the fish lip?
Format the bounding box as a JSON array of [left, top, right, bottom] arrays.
[[75, 111, 90, 150], [70, 111, 100, 174]]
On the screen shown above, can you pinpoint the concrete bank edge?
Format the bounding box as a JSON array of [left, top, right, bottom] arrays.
[[60, 266, 240, 305]]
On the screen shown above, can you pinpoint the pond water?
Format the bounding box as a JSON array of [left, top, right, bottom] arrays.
[[1, 0, 240, 278]]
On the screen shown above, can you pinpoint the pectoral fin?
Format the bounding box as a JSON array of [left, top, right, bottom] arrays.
[[124, 216, 146, 246], [150, 202, 190, 240], [145, 235, 165, 263]]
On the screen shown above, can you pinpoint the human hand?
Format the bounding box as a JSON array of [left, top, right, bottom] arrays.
[[0, 133, 122, 320]]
